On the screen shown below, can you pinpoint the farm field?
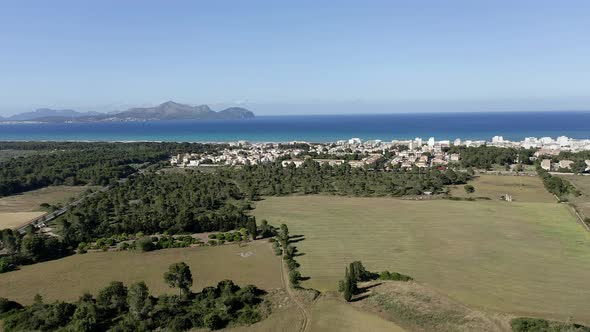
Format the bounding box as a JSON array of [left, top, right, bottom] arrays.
[[0, 240, 282, 305], [557, 174, 590, 221], [449, 174, 555, 202], [254, 195, 590, 324]]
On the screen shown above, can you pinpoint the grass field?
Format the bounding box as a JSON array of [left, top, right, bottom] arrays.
[[0, 186, 95, 229], [254, 195, 590, 324], [557, 174, 590, 221], [0, 212, 46, 229], [0, 240, 282, 305], [308, 297, 406, 332], [449, 174, 555, 202]]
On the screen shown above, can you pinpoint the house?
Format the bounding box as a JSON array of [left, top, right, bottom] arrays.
[[450, 153, 460, 162], [558, 160, 574, 170], [281, 159, 304, 167], [586, 160, 590, 172], [540, 159, 551, 171]]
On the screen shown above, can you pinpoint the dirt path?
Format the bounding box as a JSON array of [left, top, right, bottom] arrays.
[[279, 252, 311, 332]]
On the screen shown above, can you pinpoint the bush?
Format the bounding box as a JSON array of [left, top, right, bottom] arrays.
[[0, 258, 17, 273], [379, 270, 413, 281], [136, 238, 155, 252], [510, 317, 590, 332], [208, 240, 217, 246], [289, 270, 301, 287], [0, 298, 22, 314], [203, 313, 223, 330], [464, 184, 475, 194]]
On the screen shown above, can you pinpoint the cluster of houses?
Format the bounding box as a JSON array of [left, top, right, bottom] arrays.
[[540, 159, 590, 172], [169, 136, 590, 172]]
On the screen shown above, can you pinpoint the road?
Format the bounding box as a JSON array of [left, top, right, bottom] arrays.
[[17, 163, 153, 234]]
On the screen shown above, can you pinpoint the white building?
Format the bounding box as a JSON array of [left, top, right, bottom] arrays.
[[427, 137, 435, 147], [453, 138, 461, 146], [556, 136, 570, 147], [348, 137, 361, 145], [492, 136, 504, 144]]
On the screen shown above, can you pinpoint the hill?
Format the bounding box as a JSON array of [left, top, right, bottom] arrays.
[[1, 101, 255, 122], [7, 108, 101, 121]]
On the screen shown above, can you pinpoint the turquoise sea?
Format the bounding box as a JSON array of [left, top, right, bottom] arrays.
[[0, 112, 589, 142]]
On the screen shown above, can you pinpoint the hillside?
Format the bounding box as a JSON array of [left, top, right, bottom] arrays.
[[1, 101, 255, 123]]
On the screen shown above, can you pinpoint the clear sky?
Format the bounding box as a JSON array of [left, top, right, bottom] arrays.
[[0, 0, 589, 116]]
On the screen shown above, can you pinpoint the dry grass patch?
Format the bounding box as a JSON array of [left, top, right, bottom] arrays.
[[0, 240, 282, 305], [254, 195, 590, 324], [0, 186, 95, 213], [0, 212, 46, 229], [358, 281, 511, 332], [309, 296, 406, 332], [449, 174, 555, 202]]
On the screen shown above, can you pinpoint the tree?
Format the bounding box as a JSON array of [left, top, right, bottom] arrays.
[[97, 281, 128, 314], [341, 267, 355, 302], [69, 295, 98, 332], [464, 184, 475, 194], [279, 224, 289, 240], [128, 281, 151, 319], [247, 218, 257, 240], [163, 262, 193, 297]]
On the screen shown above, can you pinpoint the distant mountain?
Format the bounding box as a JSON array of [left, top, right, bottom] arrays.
[[108, 101, 254, 121], [8, 108, 101, 121], [1, 102, 255, 123]]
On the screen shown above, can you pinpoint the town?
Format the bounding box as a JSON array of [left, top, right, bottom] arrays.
[[170, 135, 590, 173]]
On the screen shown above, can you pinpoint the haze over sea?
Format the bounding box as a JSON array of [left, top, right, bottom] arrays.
[[1, 111, 589, 143]]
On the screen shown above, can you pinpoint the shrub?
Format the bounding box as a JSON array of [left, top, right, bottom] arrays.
[[379, 270, 413, 281], [203, 313, 223, 330], [208, 240, 217, 246], [289, 270, 301, 287], [0, 297, 22, 314], [136, 237, 155, 252]]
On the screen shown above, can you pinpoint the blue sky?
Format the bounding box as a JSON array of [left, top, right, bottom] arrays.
[[0, 0, 589, 115]]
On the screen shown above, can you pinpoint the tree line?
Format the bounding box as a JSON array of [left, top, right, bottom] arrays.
[[222, 158, 470, 198], [0, 262, 265, 331], [0, 142, 227, 196]]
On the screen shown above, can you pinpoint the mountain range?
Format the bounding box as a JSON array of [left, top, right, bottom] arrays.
[[1, 101, 255, 122]]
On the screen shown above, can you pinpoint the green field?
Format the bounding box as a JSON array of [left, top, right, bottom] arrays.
[[449, 174, 555, 202], [254, 195, 590, 323], [558, 174, 590, 221], [0, 240, 282, 305]]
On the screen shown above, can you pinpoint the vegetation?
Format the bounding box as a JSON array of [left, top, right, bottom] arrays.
[[446, 146, 534, 169], [0, 262, 266, 331], [223, 158, 470, 198], [537, 167, 579, 198], [511, 318, 590, 332], [338, 261, 411, 301]]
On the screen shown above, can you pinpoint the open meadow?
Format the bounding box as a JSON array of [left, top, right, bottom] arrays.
[[0, 240, 282, 305], [449, 174, 555, 202], [254, 195, 590, 324], [0, 186, 94, 229], [0, 185, 94, 213]]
